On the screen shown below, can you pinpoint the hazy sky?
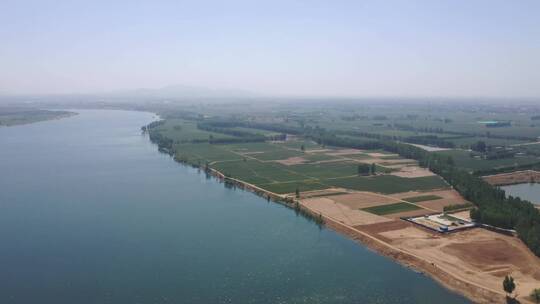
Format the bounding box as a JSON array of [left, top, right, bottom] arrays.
[[1, 0, 539, 97]]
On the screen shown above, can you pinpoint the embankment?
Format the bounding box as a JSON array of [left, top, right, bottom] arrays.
[[173, 157, 505, 303], [483, 170, 540, 186]]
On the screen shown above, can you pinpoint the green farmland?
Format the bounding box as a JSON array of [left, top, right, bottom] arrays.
[[163, 131, 452, 195], [403, 195, 443, 203], [323, 175, 448, 194], [433, 149, 540, 172], [212, 160, 307, 183], [174, 144, 243, 165], [362, 202, 421, 215], [139, 99, 540, 263], [150, 119, 235, 143]]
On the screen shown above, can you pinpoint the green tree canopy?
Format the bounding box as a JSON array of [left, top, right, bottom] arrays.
[[503, 275, 516, 296]]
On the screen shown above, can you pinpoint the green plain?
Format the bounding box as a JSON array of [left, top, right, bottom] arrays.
[[362, 202, 421, 215]]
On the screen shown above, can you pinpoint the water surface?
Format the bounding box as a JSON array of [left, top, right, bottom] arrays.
[[501, 183, 540, 204], [0, 110, 470, 303]]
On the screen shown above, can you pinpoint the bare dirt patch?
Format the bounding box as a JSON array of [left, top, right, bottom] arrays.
[[274, 156, 308, 166], [355, 219, 411, 234], [381, 163, 410, 169], [301, 197, 392, 226], [450, 210, 472, 222], [305, 149, 332, 153], [407, 143, 451, 152], [387, 227, 540, 302], [483, 170, 540, 186], [390, 166, 436, 178], [312, 158, 348, 164], [380, 226, 436, 240], [445, 239, 529, 271], [358, 220, 421, 243], [328, 192, 402, 209], [390, 189, 470, 212]]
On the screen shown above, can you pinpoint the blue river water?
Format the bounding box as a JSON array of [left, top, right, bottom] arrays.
[[0, 110, 470, 303]]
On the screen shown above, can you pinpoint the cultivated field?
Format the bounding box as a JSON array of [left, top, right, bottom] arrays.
[[433, 149, 540, 173], [147, 102, 540, 303], [168, 138, 453, 195], [390, 189, 471, 212]]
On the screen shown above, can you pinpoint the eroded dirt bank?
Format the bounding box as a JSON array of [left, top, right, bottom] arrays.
[[184, 161, 539, 304], [483, 170, 540, 186]]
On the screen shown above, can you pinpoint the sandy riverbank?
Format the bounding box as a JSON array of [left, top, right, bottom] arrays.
[[304, 210, 505, 303], [177, 159, 539, 304], [299, 197, 540, 303], [298, 191, 540, 304]]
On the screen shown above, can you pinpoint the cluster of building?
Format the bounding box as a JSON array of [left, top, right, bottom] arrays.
[[405, 212, 476, 233]]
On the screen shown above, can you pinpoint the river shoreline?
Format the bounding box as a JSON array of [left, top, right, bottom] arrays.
[[0, 109, 479, 303], [166, 152, 503, 304]]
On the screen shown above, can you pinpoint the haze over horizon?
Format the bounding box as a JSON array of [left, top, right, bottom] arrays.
[[1, 0, 539, 98]]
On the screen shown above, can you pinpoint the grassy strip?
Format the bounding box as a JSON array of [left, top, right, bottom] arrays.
[[288, 161, 358, 179], [403, 195, 443, 203], [302, 191, 350, 198], [443, 202, 473, 212], [362, 202, 421, 215], [433, 149, 540, 173], [323, 175, 448, 194], [174, 144, 243, 166]]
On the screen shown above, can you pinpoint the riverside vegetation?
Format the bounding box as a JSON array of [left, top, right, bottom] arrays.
[[0, 107, 76, 126], [142, 102, 540, 258]]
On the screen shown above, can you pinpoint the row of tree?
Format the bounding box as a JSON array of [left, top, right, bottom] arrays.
[[245, 121, 540, 256], [403, 135, 455, 148], [392, 122, 536, 141], [422, 152, 540, 256], [197, 122, 266, 142], [141, 119, 165, 132], [148, 116, 540, 257]]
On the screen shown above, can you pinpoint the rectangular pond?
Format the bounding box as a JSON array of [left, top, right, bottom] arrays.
[[500, 183, 540, 204]]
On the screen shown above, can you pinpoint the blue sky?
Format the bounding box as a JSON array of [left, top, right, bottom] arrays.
[[1, 0, 539, 97]]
